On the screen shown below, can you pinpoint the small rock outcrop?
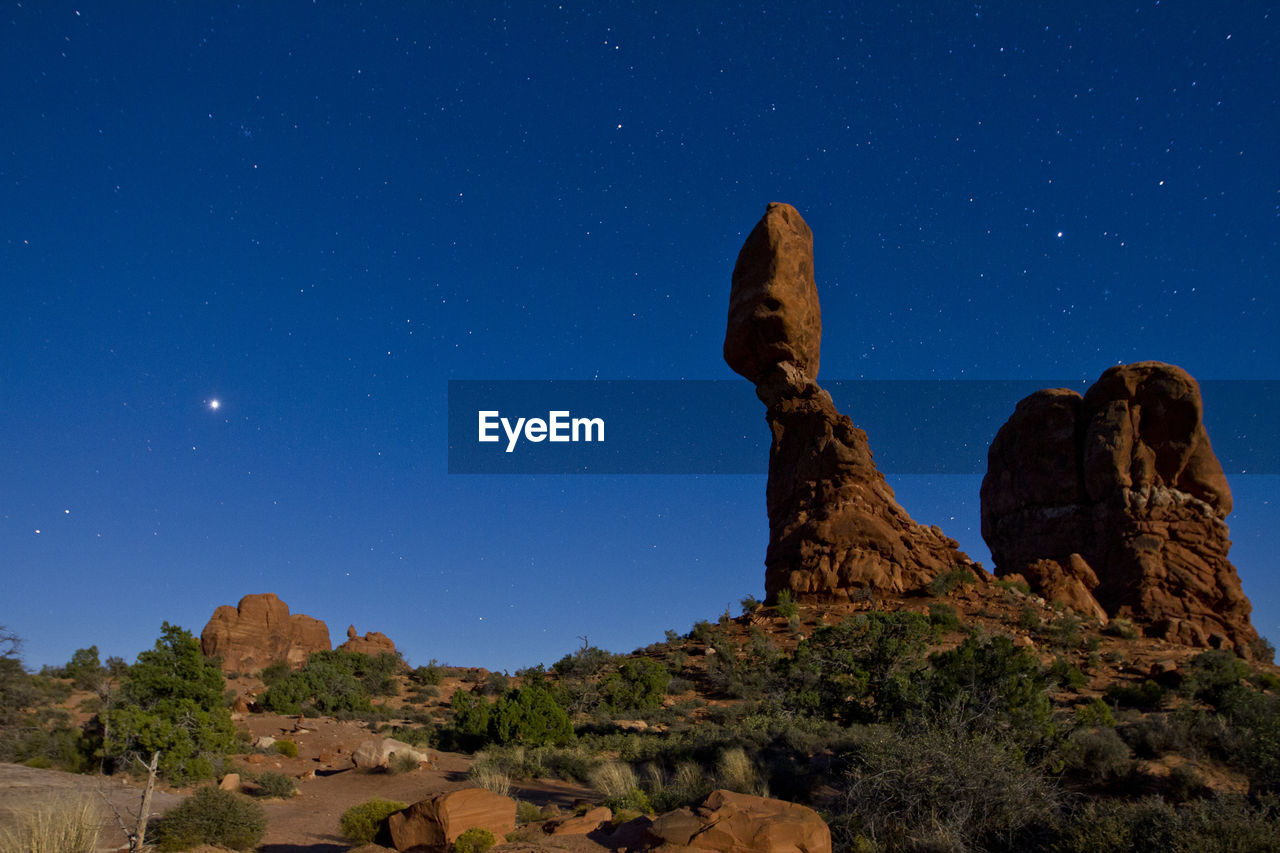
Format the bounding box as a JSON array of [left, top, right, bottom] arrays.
[[726, 203, 978, 601], [650, 789, 831, 853], [388, 788, 517, 852], [200, 593, 331, 672], [982, 362, 1258, 653], [336, 624, 397, 656]]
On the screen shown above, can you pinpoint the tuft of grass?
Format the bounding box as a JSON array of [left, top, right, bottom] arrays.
[[274, 739, 298, 758], [589, 760, 639, 800], [468, 753, 513, 797], [715, 746, 769, 797], [0, 795, 101, 853]]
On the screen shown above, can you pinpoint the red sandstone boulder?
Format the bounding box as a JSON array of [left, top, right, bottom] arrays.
[[982, 362, 1258, 653], [387, 788, 516, 852], [336, 624, 398, 656], [200, 593, 331, 672], [650, 790, 831, 853]]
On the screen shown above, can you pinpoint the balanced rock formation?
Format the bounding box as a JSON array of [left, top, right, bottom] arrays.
[[982, 362, 1258, 654], [200, 593, 331, 672], [726, 203, 978, 601], [336, 624, 397, 656]]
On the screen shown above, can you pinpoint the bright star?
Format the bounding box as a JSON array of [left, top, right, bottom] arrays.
[[209, 399, 221, 410]]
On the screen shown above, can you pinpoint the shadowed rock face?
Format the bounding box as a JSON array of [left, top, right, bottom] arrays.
[[200, 593, 331, 672], [982, 362, 1258, 654], [726, 203, 976, 601]]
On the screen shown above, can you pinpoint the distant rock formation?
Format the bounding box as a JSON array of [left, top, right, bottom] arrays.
[[726, 203, 978, 601], [200, 593, 331, 672], [982, 362, 1259, 654], [336, 624, 397, 657]]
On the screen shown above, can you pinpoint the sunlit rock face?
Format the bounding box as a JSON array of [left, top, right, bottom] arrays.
[[982, 361, 1259, 655], [726, 203, 978, 602], [200, 592, 331, 671]]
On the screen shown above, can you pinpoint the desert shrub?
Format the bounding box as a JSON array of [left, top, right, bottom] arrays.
[[339, 798, 407, 844], [481, 671, 510, 697], [921, 633, 1053, 738], [489, 685, 574, 747], [1017, 606, 1042, 631], [779, 611, 932, 724], [1183, 649, 1251, 707], [1048, 656, 1088, 690], [448, 688, 491, 750], [600, 658, 671, 714], [259, 650, 400, 715], [1051, 794, 1280, 853], [832, 725, 1057, 853], [515, 799, 548, 824], [258, 660, 291, 686], [1060, 726, 1132, 785], [1075, 698, 1116, 728], [1120, 714, 1187, 759], [412, 659, 447, 686], [274, 739, 298, 758], [773, 589, 799, 619], [251, 770, 297, 799], [453, 826, 496, 853], [150, 787, 267, 852], [63, 646, 105, 692], [1046, 613, 1083, 649], [1105, 679, 1169, 711], [740, 594, 762, 614], [1249, 635, 1276, 665], [552, 644, 617, 681], [0, 794, 101, 853], [927, 603, 962, 631], [1215, 684, 1280, 793], [1103, 617, 1139, 639], [927, 567, 975, 597], [97, 623, 238, 783]]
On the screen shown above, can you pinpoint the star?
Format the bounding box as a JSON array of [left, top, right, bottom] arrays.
[[209, 399, 221, 410]]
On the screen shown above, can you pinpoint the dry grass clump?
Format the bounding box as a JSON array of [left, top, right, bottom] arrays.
[[588, 760, 638, 800], [0, 794, 101, 853], [716, 746, 769, 797], [468, 752, 513, 797]]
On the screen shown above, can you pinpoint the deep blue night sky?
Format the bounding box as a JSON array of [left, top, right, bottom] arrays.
[[2, 2, 1276, 672]]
